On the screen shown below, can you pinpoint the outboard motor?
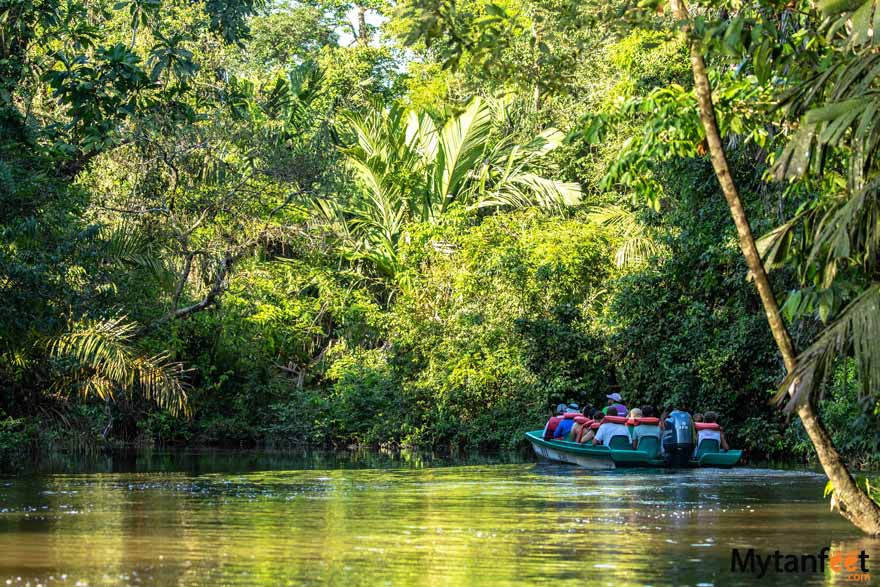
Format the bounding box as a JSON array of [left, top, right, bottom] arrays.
[[662, 410, 695, 468]]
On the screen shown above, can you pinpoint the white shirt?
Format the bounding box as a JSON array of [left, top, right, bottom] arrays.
[[594, 423, 630, 445], [697, 429, 721, 445]]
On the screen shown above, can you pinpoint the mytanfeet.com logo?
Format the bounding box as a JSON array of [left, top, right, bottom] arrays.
[[731, 547, 870, 583]]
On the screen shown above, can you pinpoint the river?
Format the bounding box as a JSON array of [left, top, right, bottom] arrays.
[[0, 450, 877, 586]]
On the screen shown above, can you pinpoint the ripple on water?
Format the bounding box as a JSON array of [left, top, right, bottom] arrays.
[[0, 461, 863, 587]]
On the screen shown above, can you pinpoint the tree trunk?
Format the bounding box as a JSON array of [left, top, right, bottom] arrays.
[[357, 6, 368, 45], [669, 0, 880, 535], [531, 21, 542, 111]]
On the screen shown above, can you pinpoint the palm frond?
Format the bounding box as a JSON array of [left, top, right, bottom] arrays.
[[328, 98, 581, 280], [102, 223, 168, 278], [774, 53, 880, 191], [435, 97, 494, 208], [340, 109, 385, 163], [288, 60, 324, 104], [819, 0, 880, 50], [809, 179, 880, 280], [478, 174, 582, 211], [586, 205, 641, 229], [587, 205, 664, 267], [50, 315, 189, 415], [311, 196, 346, 229], [312, 193, 403, 280], [613, 236, 665, 268], [406, 109, 438, 161], [516, 128, 566, 161], [756, 214, 802, 270], [776, 285, 880, 410]]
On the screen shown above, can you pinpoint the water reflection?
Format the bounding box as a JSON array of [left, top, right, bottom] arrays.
[[13, 447, 527, 475], [0, 455, 877, 586]]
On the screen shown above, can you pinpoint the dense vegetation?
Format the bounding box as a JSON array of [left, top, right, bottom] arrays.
[[2, 0, 879, 492]]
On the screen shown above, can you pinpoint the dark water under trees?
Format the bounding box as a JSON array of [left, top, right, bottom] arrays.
[[0, 450, 877, 586]]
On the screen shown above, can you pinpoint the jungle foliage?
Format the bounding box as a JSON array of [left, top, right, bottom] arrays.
[[1, 0, 878, 472]]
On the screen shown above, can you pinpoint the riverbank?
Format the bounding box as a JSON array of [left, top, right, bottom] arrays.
[[5, 406, 880, 477]]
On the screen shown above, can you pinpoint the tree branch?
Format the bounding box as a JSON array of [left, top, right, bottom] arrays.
[[170, 252, 195, 312], [166, 253, 237, 320]]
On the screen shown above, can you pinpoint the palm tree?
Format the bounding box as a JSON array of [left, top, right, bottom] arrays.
[[316, 97, 581, 280]]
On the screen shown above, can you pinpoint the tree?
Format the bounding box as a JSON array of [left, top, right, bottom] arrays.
[[317, 97, 582, 280], [235, 3, 337, 74], [0, 0, 277, 420]]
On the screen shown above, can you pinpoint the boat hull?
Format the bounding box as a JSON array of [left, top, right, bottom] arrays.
[[530, 439, 617, 469], [525, 430, 741, 469]]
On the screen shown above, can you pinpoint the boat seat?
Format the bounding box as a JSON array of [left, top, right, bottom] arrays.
[[636, 435, 661, 458], [695, 438, 720, 458], [608, 435, 632, 450]]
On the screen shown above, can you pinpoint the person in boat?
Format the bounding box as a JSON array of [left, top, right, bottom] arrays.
[[697, 411, 729, 451], [694, 413, 704, 423], [592, 410, 630, 446], [625, 407, 641, 440], [569, 414, 590, 442], [631, 405, 661, 449], [553, 404, 580, 439], [568, 404, 592, 441], [578, 410, 604, 444], [603, 393, 628, 417], [645, 405, 660, 422], [579, 403, 594, 420], [569, 404, 595, 442], [542, 404, 567, 440]]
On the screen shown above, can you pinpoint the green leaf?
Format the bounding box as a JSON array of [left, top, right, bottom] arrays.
[[782, 289, 803, 322]]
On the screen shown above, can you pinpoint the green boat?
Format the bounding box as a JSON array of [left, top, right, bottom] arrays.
[[524, 430, 742, 469]]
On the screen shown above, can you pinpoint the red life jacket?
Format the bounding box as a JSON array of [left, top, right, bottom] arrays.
[[695, 422, 722, 431], [626, 417, 661, 426], [576, 419, 594, 443], [544, 416, 564, 439], [549, 412, 581, 439]]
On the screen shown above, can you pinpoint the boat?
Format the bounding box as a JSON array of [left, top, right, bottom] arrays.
[[524, 411, 742, 469]]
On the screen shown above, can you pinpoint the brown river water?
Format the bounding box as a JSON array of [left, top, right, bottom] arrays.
[[0, 450, 877, 586]]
